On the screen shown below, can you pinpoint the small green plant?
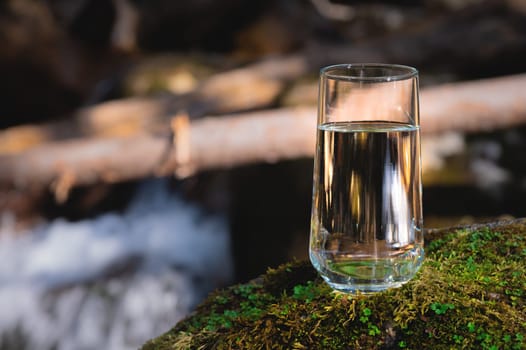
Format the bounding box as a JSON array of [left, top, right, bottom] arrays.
[[360, 307, 372, 323], [367, 324, 381, 336], [476, 330, 491, 343], [515, 333, 524, 342], [465, 256, 476, 272], [214, 295, 229, 305], [427, 237, 446, 252], [238, 302, 264, 320], [292, 281, 317, 302], [357, 307, 381, 337], [430, 302, 455, 315], [202, 310, 236, 331], [398, 340, 407, 348], [452, 334, 464, 344], [234, 284, 257, 298]]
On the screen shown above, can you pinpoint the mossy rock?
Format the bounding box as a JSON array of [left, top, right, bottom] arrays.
[[142, 219, 526, 349]]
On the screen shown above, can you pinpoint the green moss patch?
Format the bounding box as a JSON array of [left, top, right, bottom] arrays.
[[142, 219, 526, 349]]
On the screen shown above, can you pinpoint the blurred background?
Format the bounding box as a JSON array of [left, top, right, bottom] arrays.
[[1, 0, 526, 349]]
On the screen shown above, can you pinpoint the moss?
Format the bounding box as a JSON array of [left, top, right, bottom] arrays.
[[142, 219, 526, 350]]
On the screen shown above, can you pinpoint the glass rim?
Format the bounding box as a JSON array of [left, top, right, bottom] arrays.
[[320, 63, 418, 82]]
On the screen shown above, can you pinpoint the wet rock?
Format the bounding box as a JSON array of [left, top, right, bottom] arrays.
[[143, 218, 526, 349]]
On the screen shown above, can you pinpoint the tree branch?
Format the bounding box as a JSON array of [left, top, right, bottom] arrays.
[[1, 74, 525, 201]]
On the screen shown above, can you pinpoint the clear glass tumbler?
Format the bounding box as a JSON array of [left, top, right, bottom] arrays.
[[309, 64, 424, 294]]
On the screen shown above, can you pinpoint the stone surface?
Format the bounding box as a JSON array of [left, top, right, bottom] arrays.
[[142, 218, 526, 349]]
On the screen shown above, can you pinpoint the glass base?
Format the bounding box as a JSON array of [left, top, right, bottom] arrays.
[[323, 278, 406, 295], [310, 246, 424, 294]]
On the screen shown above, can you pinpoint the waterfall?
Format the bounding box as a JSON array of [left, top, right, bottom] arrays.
[[0, 179, 233, 350]]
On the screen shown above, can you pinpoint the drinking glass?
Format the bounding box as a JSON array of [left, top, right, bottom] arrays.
[[309, 63, 424, 294]]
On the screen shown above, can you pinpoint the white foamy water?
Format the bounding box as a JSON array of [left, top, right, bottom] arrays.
[[0, 179, 233, 350]]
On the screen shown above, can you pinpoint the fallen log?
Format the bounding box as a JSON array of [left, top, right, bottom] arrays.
[[0, 107, 316, 203], [0, 74, 526, 202], [421, 74, 526, 133], [0, 55, 305, 155]]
